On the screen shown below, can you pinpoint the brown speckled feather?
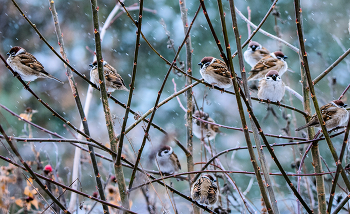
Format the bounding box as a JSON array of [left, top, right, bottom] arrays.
[[208, 59, 230, 78], [296, 101, 349, 131], [207, 184, 218, 205], [191, 176, 218, 205], [18, 52, 49, 76], [307, 103, 338, 126], [257, 47, 270, 56], [90, 61, 128, 92], [210, 123, 220, 133], [105, 73, 126, 88], [7, 47, 64, 83], [171, 153, 181, 170], [249, 57, 279, 77], [248, 52, 288, 81]]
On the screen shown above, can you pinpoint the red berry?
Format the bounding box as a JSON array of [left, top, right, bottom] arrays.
[[44, 165, 53, 174]]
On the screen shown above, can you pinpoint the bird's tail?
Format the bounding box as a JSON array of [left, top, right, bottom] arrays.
[[200, 196, 206, 205], [49, 75, 64, 84], [121, 85, 130, 92], [295, 124, 308, 131]]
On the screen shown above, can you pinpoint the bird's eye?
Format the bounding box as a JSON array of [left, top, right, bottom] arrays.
[[266, 77, 271, 80], [164, 151, 168, 153]]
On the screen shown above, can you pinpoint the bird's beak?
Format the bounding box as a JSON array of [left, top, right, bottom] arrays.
[[344, 104, 348, 108], [198, 62, 202, 66], [284, 56, 288, 59], [6, 52, 10, 56], [272, 75, 277, 81], [251, 45, 257, 51], [89, 64, 93, 68]]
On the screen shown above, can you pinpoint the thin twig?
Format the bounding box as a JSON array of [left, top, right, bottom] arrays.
[[228, 0, 279, 212], [116, 81, 198, 156], [232, 0, 280, 58], [48, 1, 108, 212], [198, 0, 227, 63], [313, 48, 350, 85], [90, 0, 129, 209], [235, 5, 299, 53], [338, 83, 350, 100], [172, 79, 187, 112], [216, 0, 273, 212], [127, 4, 201, 190], [293, 1, 350, 213], [178, 0, 197, 212], [116, 0, 143, 168], [327, 115, 350, 213]]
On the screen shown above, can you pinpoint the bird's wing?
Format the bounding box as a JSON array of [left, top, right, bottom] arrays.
[[171, 153, 181, 170], [250, 56, 278, 75], [208, 59, 231, 78], [210, 124, 220, 133], [105, 73, 126, 88], [305, 104, 338, 127], [18, 53, 50, 76], [257, 48, 270, 56], [320, 103, 338, 122], [191, 180, 202, 201], [207, 183, 218, 205], [208, 118, 220, 133], [104, 63, 118, 74]]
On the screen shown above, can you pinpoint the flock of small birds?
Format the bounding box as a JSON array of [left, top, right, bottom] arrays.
[[5, 42, 349, 207]]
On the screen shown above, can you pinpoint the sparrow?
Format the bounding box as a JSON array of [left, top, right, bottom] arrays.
[[243, 41, 270, 68], [247, 51, 288, 81], [89, 61, 129, 92], [193, 110, 220, 141], [191, 174, 218, 206], [198, 57, 232, 89], [6, 46, 64, 84], [155, 145, 181, 174], [257, 70, 285, 102], [296, 100, 349, 131]]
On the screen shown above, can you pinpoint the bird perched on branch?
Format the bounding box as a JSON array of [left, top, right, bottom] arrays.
[[193, 110, 220, 141], [89, 61, 128, 92], [6, 46, 64, 84], [247, 51, 288, 81], [155, 145, 181, 175], [257, 70, 285, 102], [295, 100, 349, 131], [191, 174, 218, 206], [244, 41, 270, 68], [198, 57, 233, 89]]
